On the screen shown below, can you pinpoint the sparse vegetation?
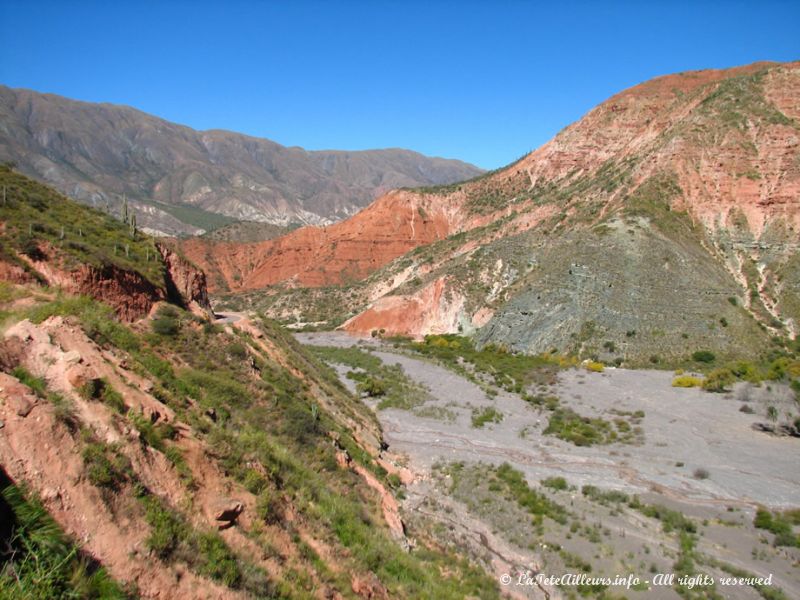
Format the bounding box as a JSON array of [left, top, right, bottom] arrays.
[[310, 345, 432, 411], [753, 508, 800, 548], [543, 407, 639, 446], [0, 165, 164, 286], [470, 406, 503, 428], [404, 334, 574, 395]]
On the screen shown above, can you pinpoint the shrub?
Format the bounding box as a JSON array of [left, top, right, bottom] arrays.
[[702, 368, 735, 392], [753, 508, 800, 548], [142, 496, 186, 559], [541, 476, 568, 491], [585, 361, 604, 373], [11, 365, 47, 396], [494, 463, 567, 524], [693, 468, 710, 480], [672, 375, 703, 388], [151, 315, 179, 336], [581, 485, 630, 505], [692, 350, 716, 363], [356, 376, 387, 397], [544, 408, 615, 446], [637, 502, 696, 533]]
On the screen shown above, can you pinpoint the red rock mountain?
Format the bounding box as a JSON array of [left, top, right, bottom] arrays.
[[182, 60, 800, 295]]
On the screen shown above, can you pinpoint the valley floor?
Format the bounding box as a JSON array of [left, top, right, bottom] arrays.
[[298, 332, 800, 600]]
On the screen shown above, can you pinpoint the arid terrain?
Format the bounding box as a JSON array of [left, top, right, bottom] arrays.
[[2, 58, 799, 600], [299, 331, 800, 600]]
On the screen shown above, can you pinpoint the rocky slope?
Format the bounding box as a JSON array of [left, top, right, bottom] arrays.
[[0, 166, 210, 319], [212, 61, 800, 363], [0, 170, 500, 598], [0, 86, 483, 236]]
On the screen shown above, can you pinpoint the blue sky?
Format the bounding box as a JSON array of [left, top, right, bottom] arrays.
[[1, 1, 798, 169]]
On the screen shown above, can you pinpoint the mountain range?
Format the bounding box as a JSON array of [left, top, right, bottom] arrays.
[[191, 60, 800, 364], [0, 85, 483, 235]]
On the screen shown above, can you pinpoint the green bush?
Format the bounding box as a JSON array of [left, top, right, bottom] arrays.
[[356, 376, 387, 397], [754, 508, 800, 547], [79, 377, 126, 413], [581, 485, 629, 505], [692, 350, 716, 363], [11, 366, 47, 396], [494, 463, 567, 524], [544, 408, 617, 446], [541, 476, 568, 491], [636, 502, 696, 534]]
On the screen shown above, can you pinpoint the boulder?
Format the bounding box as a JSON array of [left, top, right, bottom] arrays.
[[211, 498, 244, 525]]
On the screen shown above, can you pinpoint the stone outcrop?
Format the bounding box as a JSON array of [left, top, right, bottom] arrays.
[[157, 243, 212, 315], [181, 61, 800, 314], [178, 189, 462, 292], [7, 240, 211, 322]]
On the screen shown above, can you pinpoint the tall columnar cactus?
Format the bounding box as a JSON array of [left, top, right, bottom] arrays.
[[122, 194, 129, 224]]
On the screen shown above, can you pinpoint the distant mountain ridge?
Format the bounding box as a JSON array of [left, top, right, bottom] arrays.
[[0, 86, 483, 235]]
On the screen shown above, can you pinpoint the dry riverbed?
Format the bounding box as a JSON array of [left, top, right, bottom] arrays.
[[298, 332, 800, 600]]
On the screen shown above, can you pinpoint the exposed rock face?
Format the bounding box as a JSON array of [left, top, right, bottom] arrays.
[[223, 61, 800, 360], [9, 240, 211, 321], [25, 246, 167, 321], [178, 189, 462, 291], [0, 86, 483, 235], [157, 243, 212, 315], [189, 61, 800, 298], [343, 277, 466, 338]]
